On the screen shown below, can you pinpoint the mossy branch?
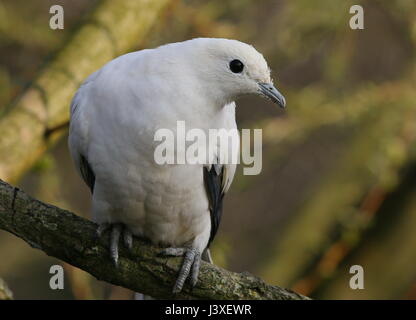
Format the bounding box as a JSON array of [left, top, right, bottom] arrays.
[[0, 179, 309, 300]]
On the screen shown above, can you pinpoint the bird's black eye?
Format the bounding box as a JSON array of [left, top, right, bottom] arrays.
[[229, 59, 244, 73]]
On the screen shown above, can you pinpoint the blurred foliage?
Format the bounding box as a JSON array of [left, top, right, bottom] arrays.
[[0, 0, 415, 299]]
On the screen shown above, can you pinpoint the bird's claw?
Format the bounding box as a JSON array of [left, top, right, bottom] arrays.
[[96, 223, 133, 267], [161, 247, 201, 293]]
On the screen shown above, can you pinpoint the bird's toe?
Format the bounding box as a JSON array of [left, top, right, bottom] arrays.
[[96, 222, 110, 239], [123, 228, 133, 250], [96, 223, 134, 267], [161, 247, 186, 256], [162, 247, 201, 293], [110, 224, 122, 266], [190, 251, 201, 287]]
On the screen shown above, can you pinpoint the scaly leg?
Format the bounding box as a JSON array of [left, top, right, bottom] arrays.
[[161, 247, 202, 293], [96, 223, 133, 266]]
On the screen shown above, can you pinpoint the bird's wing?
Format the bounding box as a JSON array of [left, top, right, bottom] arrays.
[[79, 154, 95, 193], [204, 161, 237, 246], [203, 102, 238, 246], [68, 72, 98, 194]]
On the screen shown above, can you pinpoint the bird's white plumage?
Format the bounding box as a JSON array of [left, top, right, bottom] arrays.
[[69, 38, 273, 256]]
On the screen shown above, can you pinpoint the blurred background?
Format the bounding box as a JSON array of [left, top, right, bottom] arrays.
[[0, 0, 416, 299]]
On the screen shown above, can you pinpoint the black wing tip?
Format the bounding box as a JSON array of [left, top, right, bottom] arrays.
[[80, 155, 95, 193], [204, 165, 225, 245]]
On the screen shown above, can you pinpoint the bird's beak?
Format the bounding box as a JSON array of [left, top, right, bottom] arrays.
[[258, 82, 286, 109]]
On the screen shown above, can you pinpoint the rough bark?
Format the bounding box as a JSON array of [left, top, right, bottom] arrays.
[[0, 0, 171, 184], [0, 179, 309, 300]]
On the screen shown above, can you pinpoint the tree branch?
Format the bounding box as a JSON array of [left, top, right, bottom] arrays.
[[0, 179, 309, 300], [0, 278, 13, 300]]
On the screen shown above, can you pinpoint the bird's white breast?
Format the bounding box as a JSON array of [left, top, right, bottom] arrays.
[[69, 50, 237, 247]]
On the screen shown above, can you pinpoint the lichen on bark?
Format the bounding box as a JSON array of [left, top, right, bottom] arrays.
[[0, 179, 309, 300]]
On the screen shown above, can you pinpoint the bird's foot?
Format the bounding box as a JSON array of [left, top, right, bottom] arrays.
[[96, 223, 133, 267], [161, 247, 201, 294]]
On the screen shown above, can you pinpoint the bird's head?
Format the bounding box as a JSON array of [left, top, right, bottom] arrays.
[[181, 38, 286, 109]]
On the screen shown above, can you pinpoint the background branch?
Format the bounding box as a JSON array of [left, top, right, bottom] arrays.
[[0, 278, 13, 300], [0, 179, 309, 300], [0, 0, 171, 184]]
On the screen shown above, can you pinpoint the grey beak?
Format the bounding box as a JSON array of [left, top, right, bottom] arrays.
[[258, 82, 286, 109]]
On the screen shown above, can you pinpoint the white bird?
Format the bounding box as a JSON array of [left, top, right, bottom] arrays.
[[68, 38, 285, 293]]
